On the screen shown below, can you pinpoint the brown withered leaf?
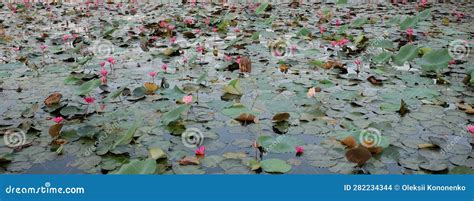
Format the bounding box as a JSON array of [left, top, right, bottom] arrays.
[[341, 136, 357, 148], [48, 124, 63, 138], [279, 64, 289, 73], [397, 99, 410, 117], [272, 112, 290, 122], [44, 93, 62, 107], [367, 147, 383, 155], [144, 82, 159, 94], [239, 56, 252, 73], [345, 146, 372, 166], [52, 139, 68, 146], [367, 76, 382, 85], [178, 156, 200, 165], [235, 113, 258, 124]]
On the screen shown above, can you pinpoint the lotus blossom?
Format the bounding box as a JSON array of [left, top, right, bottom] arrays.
[[170, 37, 177, 44], [182, 95, 193, 104], [100, 69, 109, 77], [212, 27, 218, 33], [182, 57, 188, 64], [159, 21, 168, 28], [196, 45, 205, 53], [194, 29, 201, 35], [84, 97, 95, 104], [307, 87, 316, 98], [234, 27, 241, 33], [224, 54, 232, 62], [161, 63, 168, 71], [236, 56, 241, 64], [53, 116, 64, 124], [331, 38, 350, 47], [290, 44, 298, 54], [62, 34, 72, 42], [335, 19, 342, 27], [100, 76, 107, 85], [184, 17, 194, 25], [354, 58, 362, 66], [195, 146, 205, 155], [319, 25, 325, 34], [421, 0, 427, 7], [467, 125, 474, 134], [99, 61, 106, 67], [449, 60, 456, 65], [39, 44, 47, 51], [406, 28, 414, 36], [107, 57, 116, 65], [205, 17, 211, 25], [148, 71, 157, 77], [295, 146, 304, 154]]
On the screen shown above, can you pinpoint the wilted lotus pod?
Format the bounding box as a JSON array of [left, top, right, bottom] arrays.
[[44, 92, 62, 107], [345, 146, 372, 166], [239, 56, 251, 73]]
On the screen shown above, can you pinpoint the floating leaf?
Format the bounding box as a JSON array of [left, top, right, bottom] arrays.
[[178, 156, 200, 165], [44, 93, 62, 106], [351, 17, 368, 28], [149, 147, 167, 160], [114, 159, 156, 174], [255, 3, 269, 15], [399, 16, 417, 30], [223, 79, 243, 95], [393, 44, 419, 66], [272, 113, 290, 122], [113, 120, 141, 148], [161, 105, 191, 126], [345, 147, 372, 166], [48, 124, 63, 138], [261, 159, 292, 173], [372, 52, 392, 63], [76, 79, 100, 95], [416, 9, 431, 21], [418, 49, 452, 72]]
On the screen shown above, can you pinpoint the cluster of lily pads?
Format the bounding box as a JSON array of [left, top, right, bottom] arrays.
[[0, 1, 473, 174]]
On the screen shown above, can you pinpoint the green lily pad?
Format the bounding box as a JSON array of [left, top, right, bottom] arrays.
[[261, 159, 292, 173], [114, 159, 156, 174]]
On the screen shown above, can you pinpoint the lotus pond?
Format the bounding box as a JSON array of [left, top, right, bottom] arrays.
[[0, 1, 473, 175]]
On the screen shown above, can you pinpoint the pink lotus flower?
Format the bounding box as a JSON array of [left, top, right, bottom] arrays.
[[338, 38, 350, 46], [182, 95, 193, 104], [236, 56, 241, 64], [182, 57, 188, 64], [335, 19, 342, 27], [161, 63, 168, 71], [212, 27, 218, 33], [196, 45, 205, 53], [295, 146, 304, 154], [291, 44, 297, 54], [195, 146, 205, 156], [148, 71, 157, 77], [107, 57, 116, 64], [39, 45, 47, 51], [449, 60, 456, 65], [224, 54, 232, 62], [159, 21, 168, 28], [205, 17, 211, 25], [330, 41, 339, 47], [234, 27, 241, 33], [62, 34, 72, 41], [100, 76, 107, 85], [100, 69, 109, 77], [53, 116, 64, 124], [170, 37, 177, 44], [138, 26, 145, 32], [319, 25, 325, 34], [167, 25, 176, 31], [194, 29, 201, 35], [354, 58, 362, 65], [406, 28, 414, 36], [421, 0, 427, 6], [307, 87, 316, 98], [467, 125, 474, 134], [84, 97, 95, 104], [99, 61, 106, 67], [184, 17, 194, 25]]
